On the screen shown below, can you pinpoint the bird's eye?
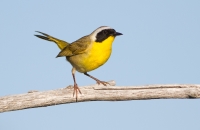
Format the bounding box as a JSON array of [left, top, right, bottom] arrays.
[[95, 29, 116, 42], [103, 30, 108, 35]]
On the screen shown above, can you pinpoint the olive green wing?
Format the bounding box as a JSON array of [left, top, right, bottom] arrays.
[[56, 36, 91, 57]]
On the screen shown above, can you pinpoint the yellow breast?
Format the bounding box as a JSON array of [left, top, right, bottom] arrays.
[[68, 36, 115, 73]]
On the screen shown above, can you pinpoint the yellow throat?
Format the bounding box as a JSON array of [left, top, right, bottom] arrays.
[[86, 36, 115, 68], [68, 36, 115, 73]]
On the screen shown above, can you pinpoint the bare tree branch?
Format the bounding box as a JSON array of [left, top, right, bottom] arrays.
[[0, 80, 200, 113]]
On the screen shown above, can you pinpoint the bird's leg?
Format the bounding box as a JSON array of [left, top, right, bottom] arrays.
[[72, 68, 81, 102], [84, 72, 110, 86]]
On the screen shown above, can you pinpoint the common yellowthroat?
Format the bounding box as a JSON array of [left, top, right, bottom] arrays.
[[35, 26, 122, 101]]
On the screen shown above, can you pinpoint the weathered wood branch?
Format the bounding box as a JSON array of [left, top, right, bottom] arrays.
[[0, 80, 200, 113]]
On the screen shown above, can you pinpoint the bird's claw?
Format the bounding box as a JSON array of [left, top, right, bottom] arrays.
[[73, 83, 82, 102], [96, 80, 110, 86]]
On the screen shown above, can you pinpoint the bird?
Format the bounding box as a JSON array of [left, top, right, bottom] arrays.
[[35, 26, 123, 101]]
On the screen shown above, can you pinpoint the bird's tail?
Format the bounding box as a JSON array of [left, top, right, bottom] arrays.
[[35, 31, 69, 50]]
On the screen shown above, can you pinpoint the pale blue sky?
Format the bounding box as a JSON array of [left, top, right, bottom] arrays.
[[1, 1, 200, 130]]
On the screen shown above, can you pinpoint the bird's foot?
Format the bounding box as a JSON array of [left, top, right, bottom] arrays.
[[96, 80, 110, 86], [73, 83, 82, 102], [83, 73, 110, 86]]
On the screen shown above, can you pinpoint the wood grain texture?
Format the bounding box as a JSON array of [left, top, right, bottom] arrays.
[[0, 80, 200, 113]]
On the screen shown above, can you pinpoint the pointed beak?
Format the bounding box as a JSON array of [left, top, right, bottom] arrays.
[[115, 32, 123, 36]]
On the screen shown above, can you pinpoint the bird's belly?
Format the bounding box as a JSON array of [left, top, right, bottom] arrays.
[[67, 37, 114, 73], [68, 49, 111, 73]]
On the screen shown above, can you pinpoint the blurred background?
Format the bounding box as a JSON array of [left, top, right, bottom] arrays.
[[1, 0, 200, 130]]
